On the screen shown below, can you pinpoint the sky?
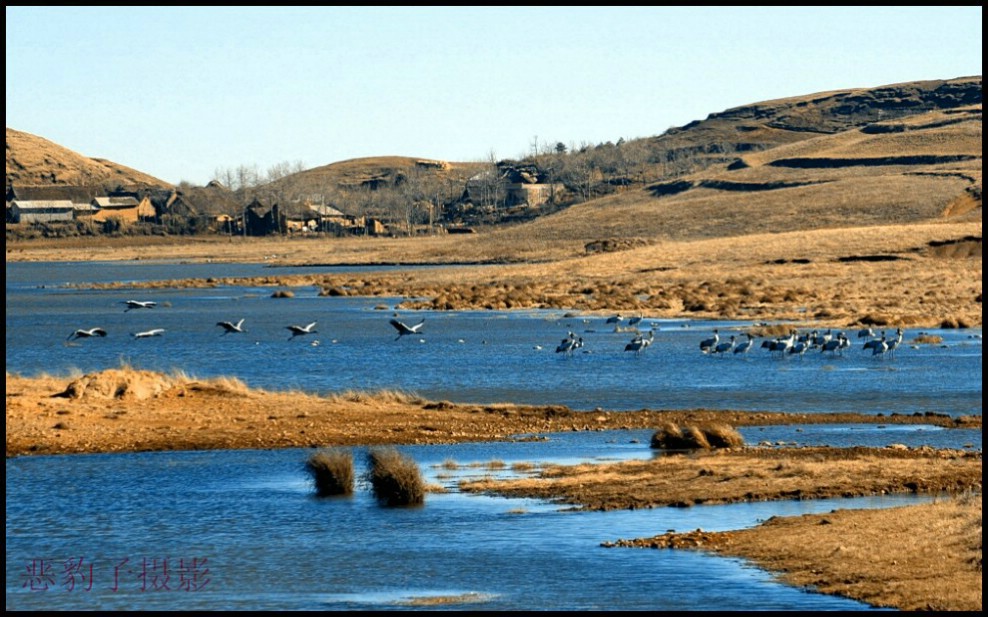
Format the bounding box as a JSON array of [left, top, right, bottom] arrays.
[[6, 6, 983, 186]]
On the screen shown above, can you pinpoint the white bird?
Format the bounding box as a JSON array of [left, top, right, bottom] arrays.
[[884, 328, 904, 358], [216, 319, 246, 335], [733, 333, 754, 355], [699, 329, 719, 353], [624, 330, 654, 354], [390, 318, 425, 340], [863, 330, 886, 352], [713, 335, 736, 355], [132, 328, 165, 339], [821, 332, 848, 356], [556, 334, 583, 354], [67, 327, 107, 341], [123, 300, 157, 312], [287, 322, 318, 339]]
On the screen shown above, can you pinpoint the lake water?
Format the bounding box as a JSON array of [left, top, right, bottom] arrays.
[[5, 261, 982, 610], [5, 262, 983, 416]]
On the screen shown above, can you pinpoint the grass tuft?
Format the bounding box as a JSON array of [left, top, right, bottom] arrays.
[[651, 422, 745, 451], [366, 446, 425, 507], [305, 448, 355, 497]]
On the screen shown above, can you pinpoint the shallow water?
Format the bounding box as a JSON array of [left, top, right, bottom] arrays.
[[5, 261, 981, 610], [5, 261, 982, 417], [7, 439, 923, 611]]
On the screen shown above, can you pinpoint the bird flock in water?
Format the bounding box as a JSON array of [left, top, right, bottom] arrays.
[[68, 302, 909, 359], [550, 314, 907, 359]]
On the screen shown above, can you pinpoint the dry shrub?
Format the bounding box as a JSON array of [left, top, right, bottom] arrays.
[[912, 334, 944, 345], [305, 448, 354, 497], [940, 317, 972, 329], [56, 368, 175, 401], [271, 290, 294, 298], [683, 425, 711, 449], [751, 323, 794, 337], [703, 423, 746, 448], [318, 286, 349, 297], [651, 422, 745, 450], [367, 447, 425, 507], [650, 423, 689, 449]]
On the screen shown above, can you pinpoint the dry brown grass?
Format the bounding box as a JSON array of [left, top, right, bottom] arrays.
[[366, 446, 425, 507], [16, 218, 978, 328], [5, 127, 170, 187], [651, 422, 745, 450], [305, 448, 354, 497], [5, 368, 980, 610], [609, 493, 983, 612], [459, 447, 982, 511], [330, 389, 424, 406], [7, 368, 978, 458]]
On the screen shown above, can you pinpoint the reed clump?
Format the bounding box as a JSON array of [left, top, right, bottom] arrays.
[[650, 422, 745, 451], [366, 447, 425, 507], [305, 448, 355, 497]]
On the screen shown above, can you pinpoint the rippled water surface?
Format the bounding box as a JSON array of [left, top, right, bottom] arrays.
[[6, 262, 983, 416], [6, 261, 981, 610]]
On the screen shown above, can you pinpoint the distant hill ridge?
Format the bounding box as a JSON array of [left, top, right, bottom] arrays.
[[5, 128, 171, 188], [5, 76, 981, 205]]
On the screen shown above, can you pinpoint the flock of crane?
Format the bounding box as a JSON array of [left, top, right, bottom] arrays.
[[66, 300, 426, 343], [552, 313, 907, 359], [68, 302, 906, 359], [695, 327, 905, 358]]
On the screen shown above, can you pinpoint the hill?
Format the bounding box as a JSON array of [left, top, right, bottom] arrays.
[[276, 155, 483, 190], [504, 103, 982, 250], [5, 127, 171, 188], [255, 75, 981, 237]]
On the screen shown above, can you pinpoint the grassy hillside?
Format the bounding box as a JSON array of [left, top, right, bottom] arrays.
[[5, 127, 171, 188], [508, 105, 981, 248]]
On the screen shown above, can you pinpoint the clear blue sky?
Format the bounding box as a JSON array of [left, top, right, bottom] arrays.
[[6, 6, 982, 186]]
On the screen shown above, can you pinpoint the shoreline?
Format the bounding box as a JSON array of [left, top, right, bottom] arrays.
[[5, 368, 980, 459], [6, 228, 983, 329]]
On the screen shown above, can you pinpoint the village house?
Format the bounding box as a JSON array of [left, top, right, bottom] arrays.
[[243, 198, 285, 236], [90, 195, 146, 224], [7, 199, 75, 224], [463, 162, 563, 210], [7, 184, 106, 224]]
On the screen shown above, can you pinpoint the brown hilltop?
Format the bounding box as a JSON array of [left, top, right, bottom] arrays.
[[5, 127, 170, 188]]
